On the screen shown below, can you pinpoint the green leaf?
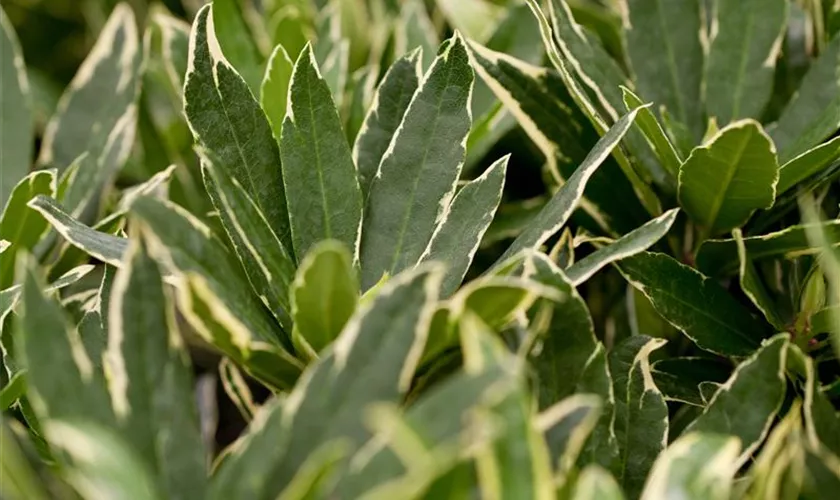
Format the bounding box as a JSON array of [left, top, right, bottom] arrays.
[[343, 66, 377, 144], [467, 43, 654, 234], [200, 150, 296, 331], [803, 445, 840, 496], [608, 336, 668, 499], [218, 358, 257, 421], [704, 0, 787, 124], [269, 6, 312, 64], [18, 257, 113, 427], [684, 335, 788, 464], [281, 43, 364, 259], [107, 234, 207, 498], [435, 0, 505, 43], [131, 196, 288, 349], [361, 36, 474, 289], [616, 252, 770, 356], [695, 221, 840, 276], [212, 0, 265, 93], [496, 106, 644, 266], [37, 4, 141, 172], [0, 171, 55, 288], [677, 120, 779, 235], [291, 240, 359, 357], [420, 157, 508, 297], [771, 33, 840, 163], [44, 421, 158, 500], [27, 195, 127, 267], [778, 136, 840, 195], [539, 395, 602, 482], [622, 86, 682, 178], [733, 229, 786, 329], [184, 5, 291, 252], [572, 466, 625, 500], [0, 423, 53, 500], [623, 0, 704, 140], [0, 8, 33, 208], [795, 344, 840, 456], [395, 0, 439, 69], [566, 208, 679, 286], [353, 50, 422, 199], [639, 433, 741, 500], [651, 357, 732, 407], [209, 265, 442, 499], [453, 276, 555, 332], [261, 44, 294, 142]]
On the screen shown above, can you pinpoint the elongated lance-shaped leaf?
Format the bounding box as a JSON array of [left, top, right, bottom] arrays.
[[291, 240, 359, 358], [467, 42, 654, 235], [261, 44, 294, 142], [395, 0, 439, 69], [0, 8, 32, 208], [177, 274, 303, 390], [678, 120, 779, 235], [538, 395, 602, 483], [28, 195, 127, 267], [209, 265, 442, 499], [184, 5, 292, 251], [44, 421, 159, 500], [131, 196, 288, 348], [733, 229, 786, 329], [696, 220, 840, 276], [212, 0, 265, 93], [343, 65, 378, 144], [495, 106, 643, 267], [420, 156, 508, 297], [0, 171, 55, 288], [566, 208, 678, 286], [18, 257, 114, 427], [684, 335, 788, 466], [0, 422, 54, 500], [616, 252, 771, 356], [361, 35, 474, 290], [354, 49, 422, 199], [778, 136, 840, 195], [106, 234, 207, 499], [201, 150, 296, 331], [705, 0, 787, 124], [281, 43, 363, 260], [639, 433, 741, 500], [608, 336, 668, 499], [623, 0, 704, 140], [219, 357, 257, 422], [37, 4, 140, 172], [622, 86, 682, 178], [771, 34, 840, 163]]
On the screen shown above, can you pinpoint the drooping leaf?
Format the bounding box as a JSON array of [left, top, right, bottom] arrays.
[[678, 120, 779, 235], [467, 43, 654, 234], [608, 336, 668, 499], [212, 0, 265, 93], [771, 33, 840, 163], [291, 240, 359, 357], [353, 49, 422, 199], [361, 36, 474, 289], [184, 5, 291, 251], [705, 0, 787, 124], [623, 0, 705, 140], [615, 252, 771, 356], [261, 44, 294, 142], [18, 258, 114, 427], [639, 433, 741, 500], [28, 195, 127, 267], [106, 234, 207, 498], [0, 8, 33, 208], [684, 335, 788, 465], [696, 221, 840, 276], [201, 150, 296, 331], [131, 196, 287, 348], [281, 44, 364, 259], [495, 106, 643, 266], [0, 171, 55, 288], [420, 157, 508, 297], [733, 229, 786, 329], [566, 208, 678, 286], [778, 136, 840, 195], [209, 265, 442, 499]]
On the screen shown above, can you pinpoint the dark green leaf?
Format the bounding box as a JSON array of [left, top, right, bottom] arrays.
[[733, 229, 786, 329], [778, 136, 840, 195], [212, 0, 265, 93], [651, 357, 732, 407], [622, 86, 682, 178], [0, 171, 55, 288]]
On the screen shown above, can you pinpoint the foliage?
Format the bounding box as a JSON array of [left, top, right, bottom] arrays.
[[3, 0, 840, 498]]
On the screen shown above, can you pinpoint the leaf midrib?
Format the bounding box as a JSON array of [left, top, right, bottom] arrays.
[[302, 65, 333, 242], [703, 130, 753, 230]]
